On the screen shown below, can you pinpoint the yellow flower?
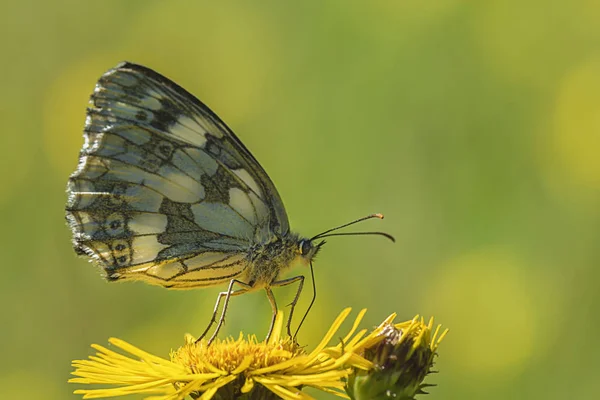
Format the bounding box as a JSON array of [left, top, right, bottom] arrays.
[[70, 309, 447, 400]]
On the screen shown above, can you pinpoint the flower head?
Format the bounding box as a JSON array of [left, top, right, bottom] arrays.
[[71, 309, 356, 399]]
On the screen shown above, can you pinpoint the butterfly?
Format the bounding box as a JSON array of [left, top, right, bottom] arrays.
[[66, 62, 393, 343]]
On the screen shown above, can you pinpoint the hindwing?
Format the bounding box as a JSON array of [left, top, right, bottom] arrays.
[[66, 62, 289, 287]]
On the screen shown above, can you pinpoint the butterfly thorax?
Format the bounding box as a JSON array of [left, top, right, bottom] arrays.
[[243, 233, 306, 289]]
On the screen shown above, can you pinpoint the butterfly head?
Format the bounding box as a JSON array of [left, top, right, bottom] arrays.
[[296, 238, 325, 264]]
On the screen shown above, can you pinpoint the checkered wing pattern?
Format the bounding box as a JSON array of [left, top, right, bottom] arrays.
[[66, 62, 289, 288]]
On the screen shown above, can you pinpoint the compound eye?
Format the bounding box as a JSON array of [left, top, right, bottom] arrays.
[[299, 240, 312, 256]]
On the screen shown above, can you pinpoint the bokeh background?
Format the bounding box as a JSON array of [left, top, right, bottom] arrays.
[[2, 1, 599, 399]]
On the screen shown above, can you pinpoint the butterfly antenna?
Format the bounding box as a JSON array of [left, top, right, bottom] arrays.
[[310, 213, 394, 242], [315, 231, 395, 242]]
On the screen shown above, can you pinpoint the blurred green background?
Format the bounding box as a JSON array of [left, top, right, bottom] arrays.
[[2, 0, 599, 399]]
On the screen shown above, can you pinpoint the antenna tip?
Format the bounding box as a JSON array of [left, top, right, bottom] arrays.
[[374, 213, 384, 219]]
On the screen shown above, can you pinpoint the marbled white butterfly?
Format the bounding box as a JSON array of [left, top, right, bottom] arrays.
[[66, 62, 393, 343]]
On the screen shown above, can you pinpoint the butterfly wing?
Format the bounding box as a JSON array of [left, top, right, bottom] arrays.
[[66, 62, 289, 288]]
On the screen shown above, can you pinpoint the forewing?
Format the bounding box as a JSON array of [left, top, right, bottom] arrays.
[[66, 62, 289, 287]]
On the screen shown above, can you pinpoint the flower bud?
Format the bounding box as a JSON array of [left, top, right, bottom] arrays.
[[346, 317, 446, 400]]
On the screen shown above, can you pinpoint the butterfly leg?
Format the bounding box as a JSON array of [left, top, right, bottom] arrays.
[[271, 275, 305, 339], [264, 287, 278, 342], [197, 279, 251, 345]]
